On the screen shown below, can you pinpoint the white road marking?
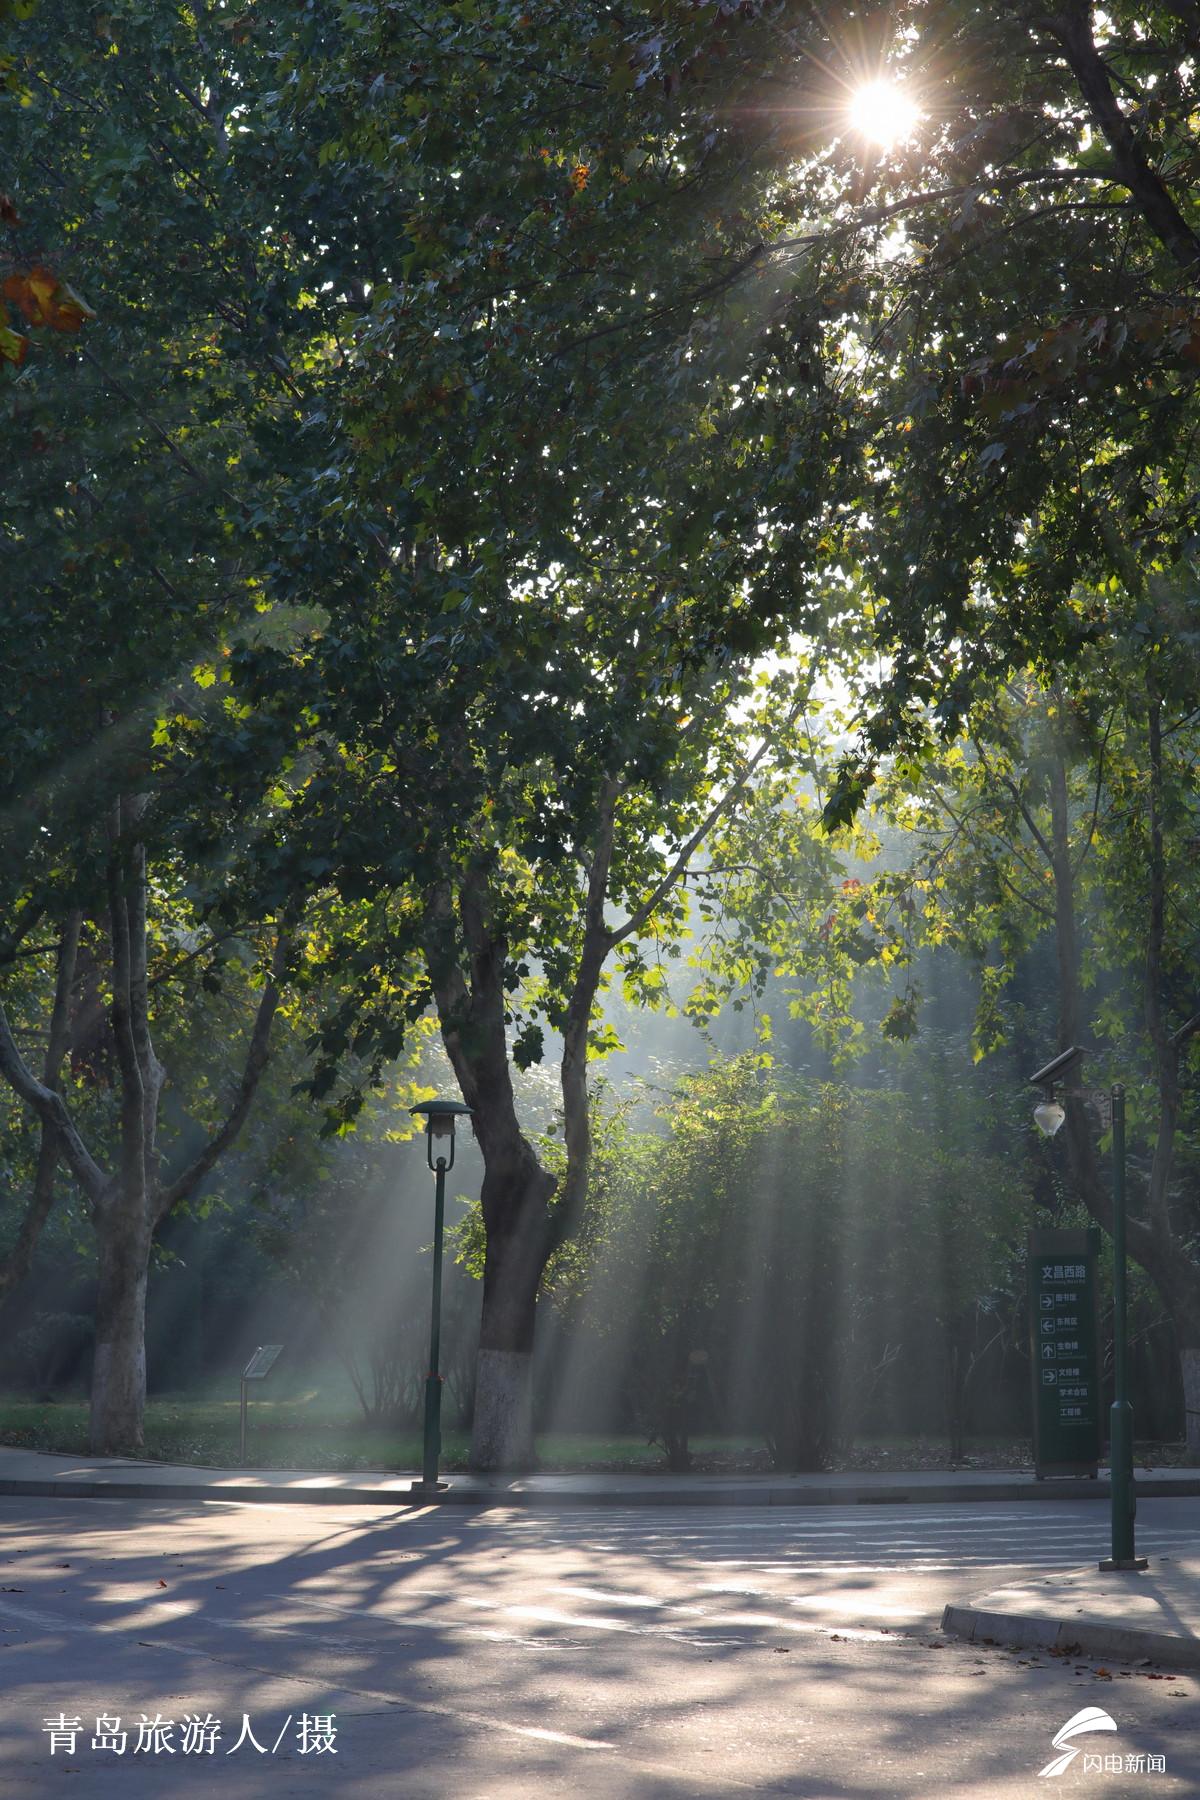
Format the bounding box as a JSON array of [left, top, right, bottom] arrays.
[[138, 1624, 619, 1753], [554, 1584, 692, 1610], [272, 1589, 894, 1647], [0, 1595, 95, 1633]]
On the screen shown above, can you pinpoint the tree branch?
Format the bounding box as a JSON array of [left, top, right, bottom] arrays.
[[154, 930, 289, 1218], [1170, 1010, 1200, 1051], [0, 901, 47, 967], [971, 734, 1055, 866], [1049, 3, 1200, 271], [0, 913, 83, 1299], [611, 691, 809, 949], [106, 803, 148, 1208], [1073, 706, 1116, 878], [555, 777, 621, 1240], [79, 345, 237, 499], [0, 1000, 107, 1206]]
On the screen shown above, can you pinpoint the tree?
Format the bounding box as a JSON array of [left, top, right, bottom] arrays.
[[209, 558, 842, 1467], [0, 0, 331, 1452], [181, 0, 878, 1470], [0, 847, 289, 1452], [876, 629, 1200, 1455], [10, 0, 1199, 1467], [533, 1055, 1023, 1469]]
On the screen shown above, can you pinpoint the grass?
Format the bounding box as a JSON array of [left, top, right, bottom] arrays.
[[0, 1396, 1188, 1471], [0, 1395, 699, 1471]]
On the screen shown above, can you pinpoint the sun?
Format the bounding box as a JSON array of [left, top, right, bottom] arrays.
[[847, 79, 920, 149]]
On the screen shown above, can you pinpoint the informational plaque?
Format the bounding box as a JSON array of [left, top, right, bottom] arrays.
[[1028, 1227, 1102, 1478], [242, 1344, 284, 1382]]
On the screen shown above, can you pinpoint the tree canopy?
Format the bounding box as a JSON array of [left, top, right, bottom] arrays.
[[4, 0, 1200, 1464]]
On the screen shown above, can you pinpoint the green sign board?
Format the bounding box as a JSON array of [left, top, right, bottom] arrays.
[[1028, 1226, 1102, 1478]]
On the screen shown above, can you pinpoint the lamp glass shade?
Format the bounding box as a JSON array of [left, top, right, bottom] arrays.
[[1033, 1098, 1066, 1138]]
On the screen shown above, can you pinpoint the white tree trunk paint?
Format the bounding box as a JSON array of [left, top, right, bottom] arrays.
[[1182, 1346, 1200, 1462], [470, 1347, 534, 1471]]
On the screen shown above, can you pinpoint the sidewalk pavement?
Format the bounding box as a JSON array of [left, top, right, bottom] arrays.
[[0, 1443, 1197, 1510], [943, 1557, 1200, 1672]]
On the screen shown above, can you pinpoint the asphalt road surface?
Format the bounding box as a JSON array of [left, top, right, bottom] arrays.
[[0, 1495, 1194, 1796]]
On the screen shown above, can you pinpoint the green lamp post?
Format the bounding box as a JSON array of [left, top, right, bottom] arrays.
[[1030, 1047, 1147, 1572], [409, 1097, 473, 1497]]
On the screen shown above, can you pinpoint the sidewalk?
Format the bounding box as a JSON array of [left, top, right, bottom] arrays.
[[943, 1557, 1200, 1672], [1, 1444, 1198, 1510]]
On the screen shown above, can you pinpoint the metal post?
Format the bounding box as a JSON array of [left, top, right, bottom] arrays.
[[417, 1154, 448, 1493], [1101, 1084, 1147, 1571], [239, 1376, 248, 1466]]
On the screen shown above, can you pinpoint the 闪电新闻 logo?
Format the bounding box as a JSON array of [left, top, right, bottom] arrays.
[[1038, 1707, 1117, 1778]]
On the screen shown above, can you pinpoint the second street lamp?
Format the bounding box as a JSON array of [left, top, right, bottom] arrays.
[[409, 1097, 473, 1498]]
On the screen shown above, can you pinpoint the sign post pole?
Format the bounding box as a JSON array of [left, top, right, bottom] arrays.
[[239, 1345, 284, 1467], [1100, 1084, 1148, 1572]]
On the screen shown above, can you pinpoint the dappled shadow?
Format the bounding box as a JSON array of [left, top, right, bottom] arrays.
[[0, 1496, 1195, 1795]]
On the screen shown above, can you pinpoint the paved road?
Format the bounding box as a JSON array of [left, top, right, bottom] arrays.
[[0, 1495, 1194, 1795]]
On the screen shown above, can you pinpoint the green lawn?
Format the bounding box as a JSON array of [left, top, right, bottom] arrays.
[[6, 1394, 1184, 1471], [0, 1396, 703, 1471]]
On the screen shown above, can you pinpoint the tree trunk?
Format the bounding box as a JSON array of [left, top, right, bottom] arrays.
[[945, 1340, 965, 1465], [1181, 1344, 1200, 1463], [89, 1214, 150, 1456], [470, 1208, 550, 1471]]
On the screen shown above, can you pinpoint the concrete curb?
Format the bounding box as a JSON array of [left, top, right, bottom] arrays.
[[3, 1474, 1199, 1509], [941, 1603, 1200, 1671]]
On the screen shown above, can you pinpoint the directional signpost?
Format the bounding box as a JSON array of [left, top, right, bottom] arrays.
[[1029, 1228, 1101, 1479]]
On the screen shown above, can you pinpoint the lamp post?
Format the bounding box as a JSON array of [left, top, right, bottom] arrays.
[[409, 1097, 473, 1497], [1029, 1048, 1146, 1571]]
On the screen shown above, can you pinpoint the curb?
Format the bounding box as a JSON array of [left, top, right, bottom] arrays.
[[2, 1474, 1199, 1509], [941, 1603, 1200, 1672]]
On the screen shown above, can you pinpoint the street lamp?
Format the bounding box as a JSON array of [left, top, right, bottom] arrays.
[[409, 1097, 473, 1497], [1029, 1047, 1147, 1572]]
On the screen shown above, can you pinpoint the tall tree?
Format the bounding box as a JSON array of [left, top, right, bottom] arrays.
[[0, 855, 288, 1453], [0, 0, 333, 1450], [178, 1, 854, 1467], [875, 630, 1200, 1454]]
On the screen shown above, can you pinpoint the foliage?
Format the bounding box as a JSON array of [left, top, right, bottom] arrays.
[[864, 628, 1200, 1447], [5, 0, 1200, 1466], [541, 1054, 1024, 1470]]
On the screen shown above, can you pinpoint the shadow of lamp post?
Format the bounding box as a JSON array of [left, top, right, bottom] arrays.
[[409, 1097, 474, 1497], [1030, 1046, 1147, 1572]]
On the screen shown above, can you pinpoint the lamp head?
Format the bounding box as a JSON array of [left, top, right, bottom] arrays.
[[410, 1098, 474, 1170], [1033, 1098, 1066, 1138], [1028, 1046, 1087, 1139]]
